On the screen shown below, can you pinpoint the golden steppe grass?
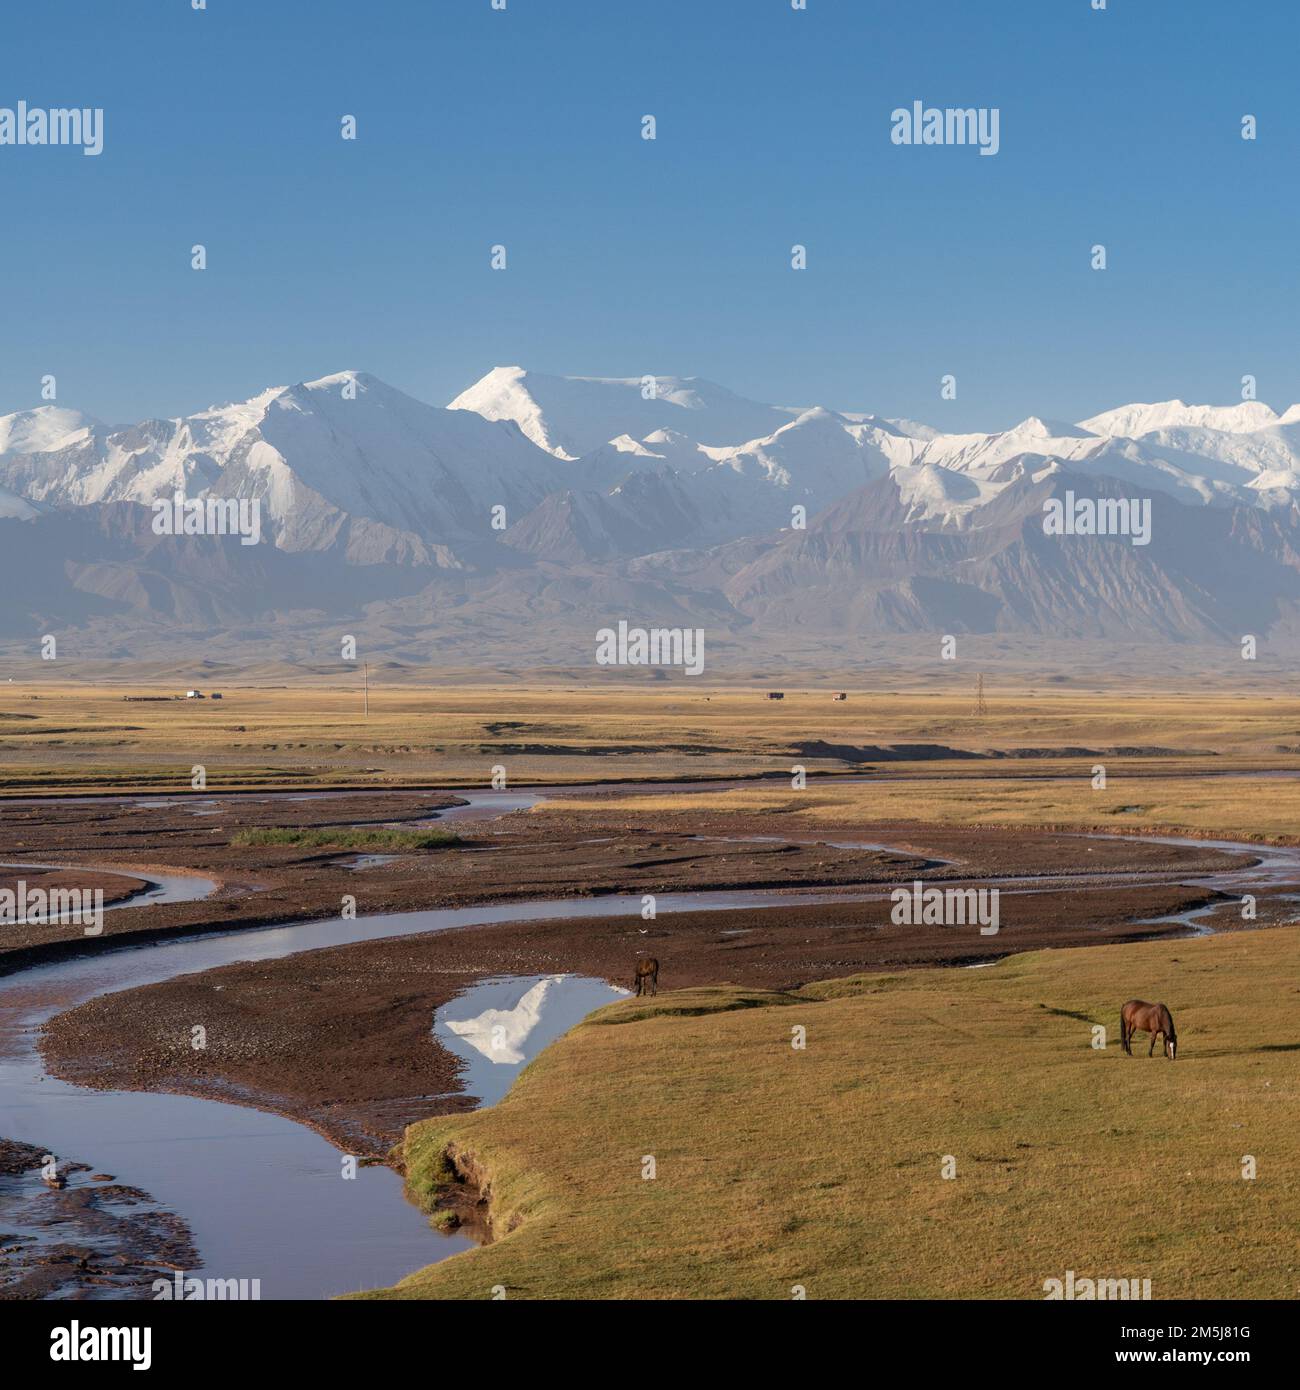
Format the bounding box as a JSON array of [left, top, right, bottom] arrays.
[[356, 927, 1300, 1300], [3, 682, 1300, 795], [540, 773, 1300, 842]]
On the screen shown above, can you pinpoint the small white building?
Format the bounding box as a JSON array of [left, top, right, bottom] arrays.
[[185, 690, 204, 699]]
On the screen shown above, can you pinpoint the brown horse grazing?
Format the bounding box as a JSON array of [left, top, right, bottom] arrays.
[[1120, 999, 1177, 1059], [633, 958, 659, 997]]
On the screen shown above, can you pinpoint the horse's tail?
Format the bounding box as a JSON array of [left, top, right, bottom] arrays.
[[1119, 1008, 1128, 1054]]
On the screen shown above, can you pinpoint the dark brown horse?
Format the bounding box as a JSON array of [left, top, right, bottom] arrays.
[[633, 957, 659, 997], [1120, 999, 1177, 1059]]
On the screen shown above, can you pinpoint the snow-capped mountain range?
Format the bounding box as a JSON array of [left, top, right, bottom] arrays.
[[5, 365, 1300, 660]]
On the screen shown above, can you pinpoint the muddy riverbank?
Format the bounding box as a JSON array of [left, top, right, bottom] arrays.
[[0, 866, 148, 913], [0, 1138, 197, 1300], [0, 785, 1247, 971]]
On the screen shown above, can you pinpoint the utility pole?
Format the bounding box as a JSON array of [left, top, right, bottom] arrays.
[[972, 672, 987, 718]]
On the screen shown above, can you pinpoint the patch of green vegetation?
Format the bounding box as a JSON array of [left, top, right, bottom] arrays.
[[400, 1126, 466, 1214], [230, 826, 458, 851]]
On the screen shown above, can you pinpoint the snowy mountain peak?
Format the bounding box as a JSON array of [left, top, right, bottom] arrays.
[[0, 369, 562, 552], [448, 365, 798, 459], [641, 428, 696, 448], [1010, 416, 1096, 440], [893, 461, 994, 522], [1079, 399, 1280, 438], [0, 405, 97, 456], [295, 368, 384, 396], [781, 405, 851, 432]]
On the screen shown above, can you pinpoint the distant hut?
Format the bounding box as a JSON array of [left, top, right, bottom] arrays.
[[765, 691, 785, 700], [833, 692, 847, 701]]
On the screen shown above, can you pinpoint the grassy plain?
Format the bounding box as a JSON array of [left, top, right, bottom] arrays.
[[3, 682, 1300, 799], [542, 775, 1300, 843], [360, 928, 1300, 1300]]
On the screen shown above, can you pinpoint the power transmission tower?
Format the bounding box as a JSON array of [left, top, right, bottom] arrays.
[[363, 662, 369, 718], [972, 672, 987, 718]]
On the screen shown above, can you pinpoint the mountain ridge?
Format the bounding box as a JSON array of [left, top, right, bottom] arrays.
[[5, 367, 1300, 663]]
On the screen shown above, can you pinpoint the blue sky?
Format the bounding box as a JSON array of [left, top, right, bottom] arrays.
[[2, 0, 1298, 432]]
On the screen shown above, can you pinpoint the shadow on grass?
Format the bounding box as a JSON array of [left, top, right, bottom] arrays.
[[587, 985, 804, 1025], [1146, 1042, 1300, 1059], [1039, 1005, 1100, 1024]]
